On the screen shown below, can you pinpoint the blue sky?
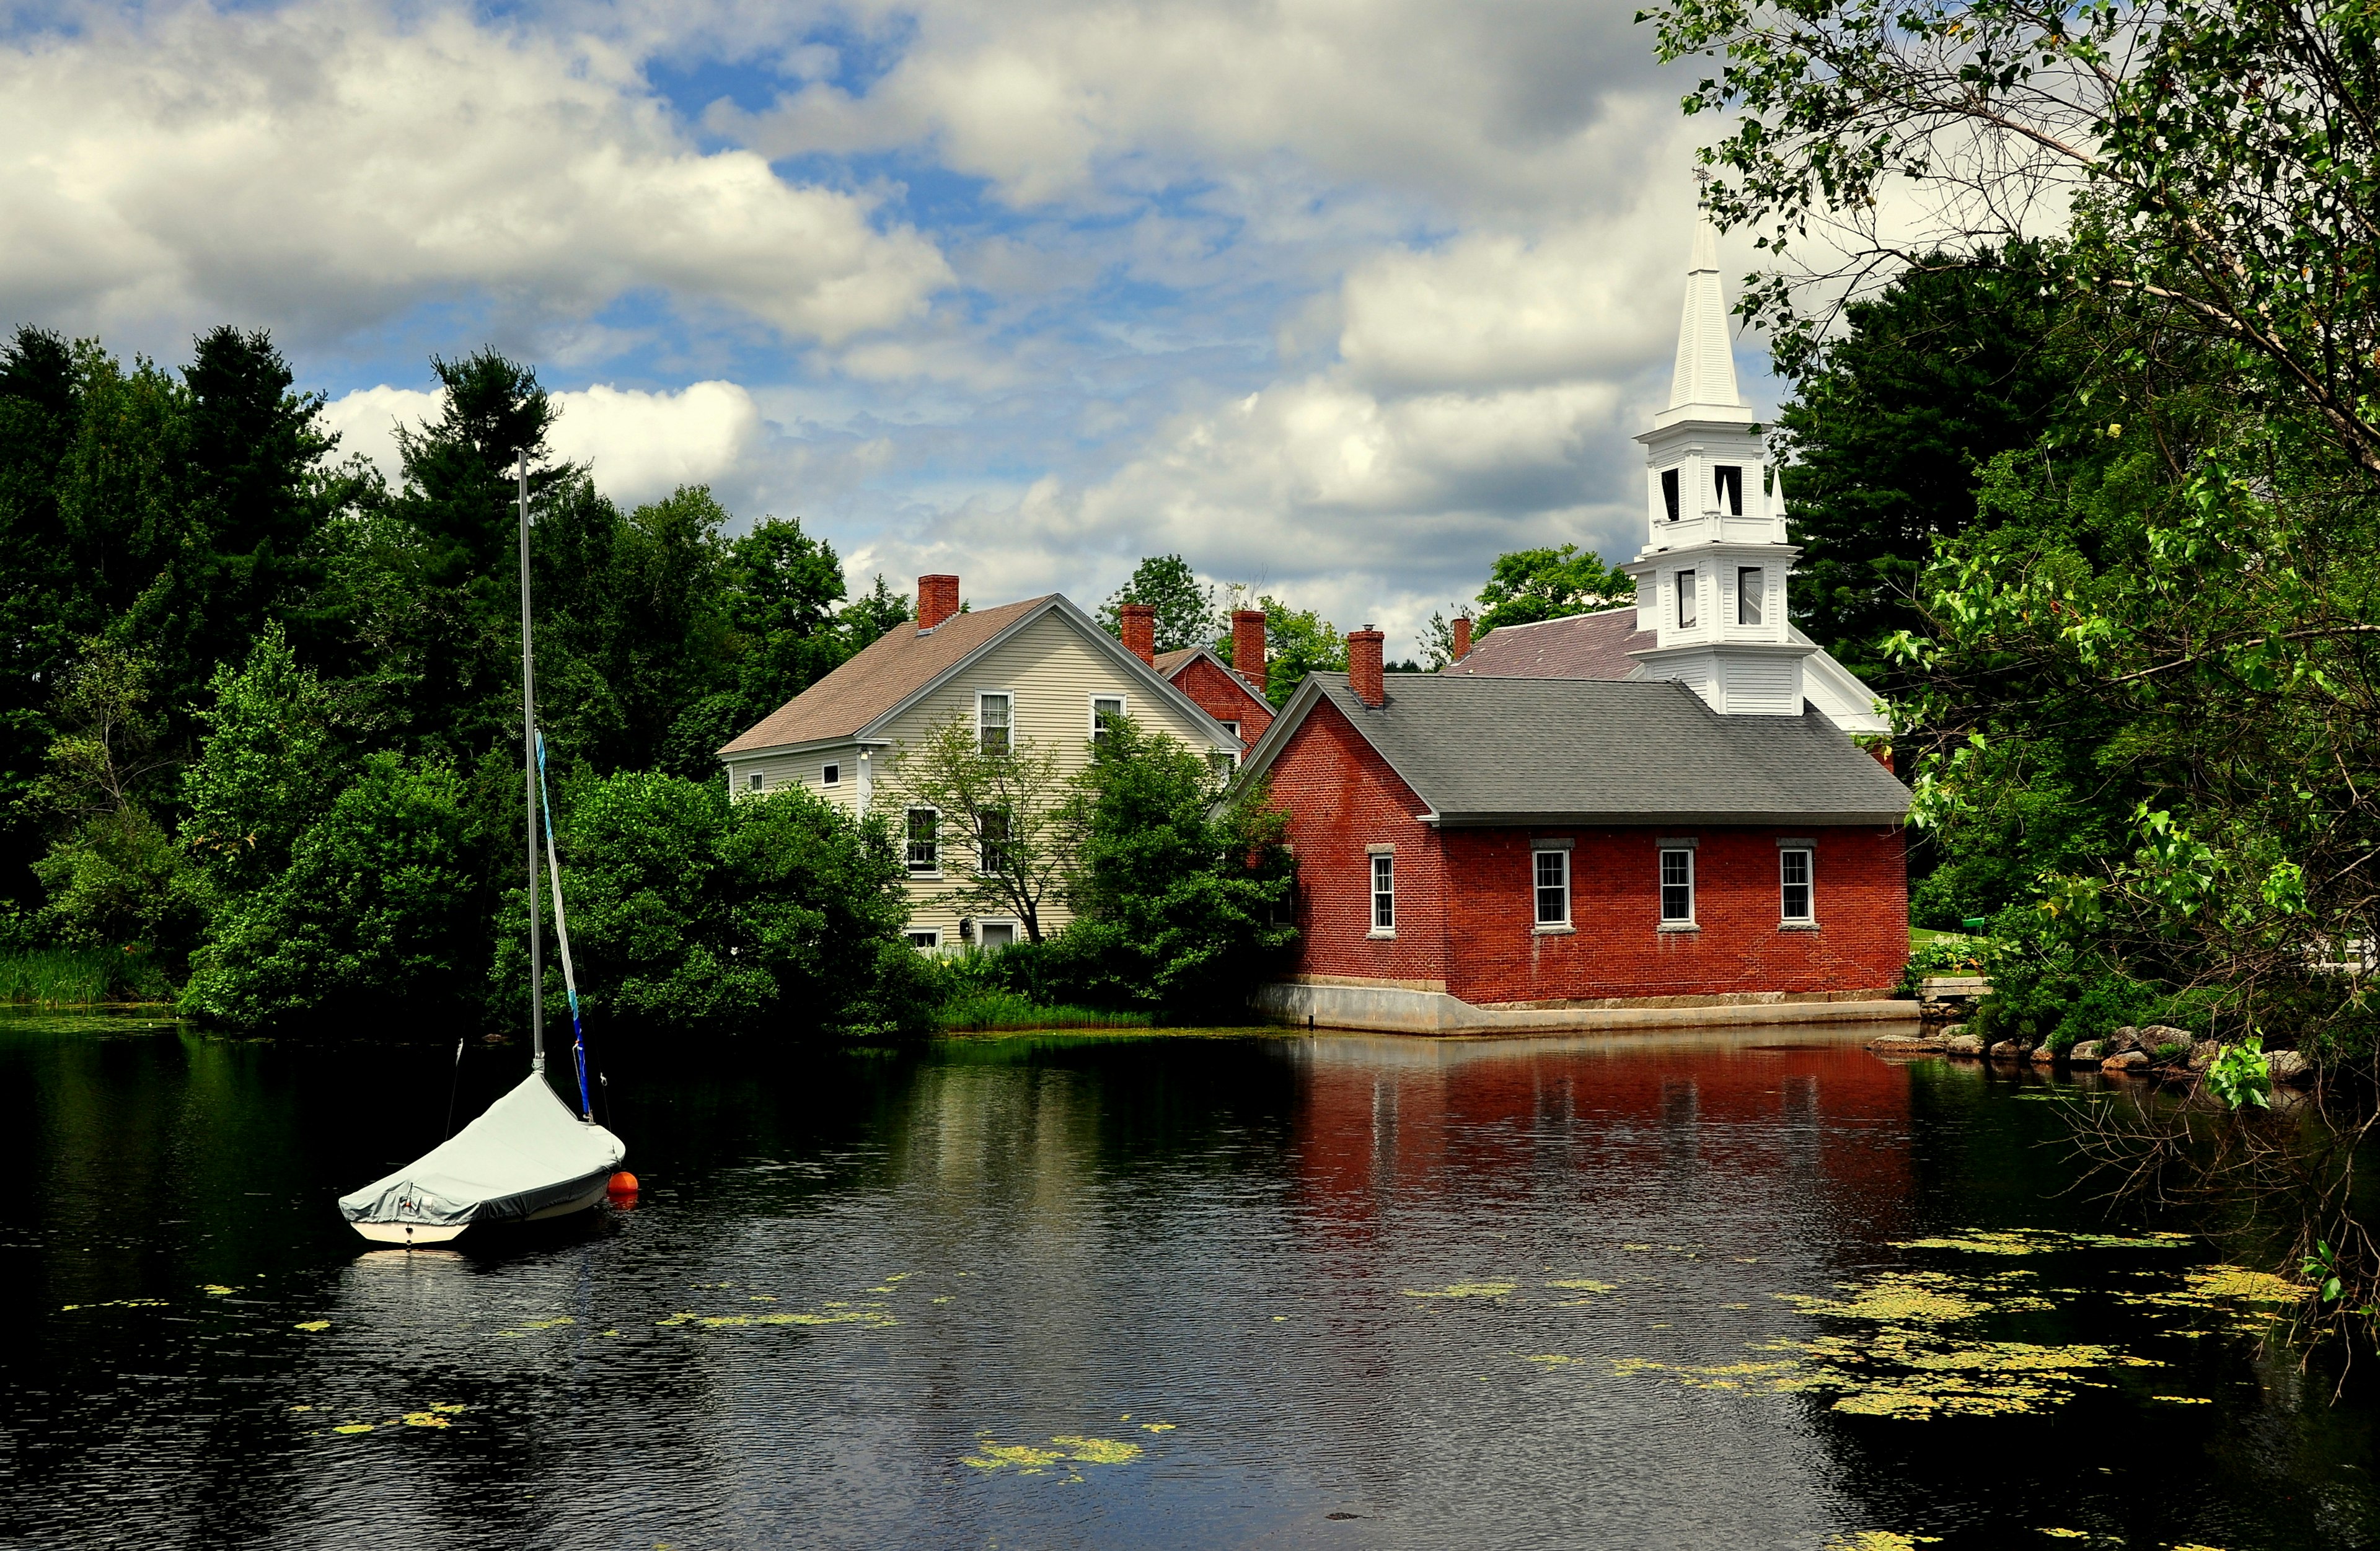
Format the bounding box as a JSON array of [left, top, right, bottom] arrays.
[[2, 0, 1778, 654]]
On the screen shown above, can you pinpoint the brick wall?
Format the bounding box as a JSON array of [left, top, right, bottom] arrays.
[[1264, 697, 1450, 986], [1171, 655, 1274, 745], [1437, 825, 1906, 1004], [1264, 696, 1908, 1002]]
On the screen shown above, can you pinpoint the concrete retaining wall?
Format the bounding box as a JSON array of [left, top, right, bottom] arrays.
[[1253, 979, 1919, 1036]]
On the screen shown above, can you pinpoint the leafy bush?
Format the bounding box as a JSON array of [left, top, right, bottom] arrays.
[[182, 752, 488, 1031], [2206, 1036, 2273, 1110], [1967, 905, 2161, 1052], [1058, 716, 1296, 1018], [496, 773, 936, 1042]]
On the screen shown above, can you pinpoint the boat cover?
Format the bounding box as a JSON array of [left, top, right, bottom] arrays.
[[338, 1072, 625, 1231]]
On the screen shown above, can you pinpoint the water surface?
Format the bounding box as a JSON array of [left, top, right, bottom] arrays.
[[6, 1013, 2374, 1549]]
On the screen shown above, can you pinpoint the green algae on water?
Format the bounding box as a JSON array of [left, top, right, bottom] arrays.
[[1402, 1281, 1518, 1299]]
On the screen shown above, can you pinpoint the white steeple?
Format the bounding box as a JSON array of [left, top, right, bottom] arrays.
[[1663, 217, 1749, 426], [1620, 206, 1814, 716]]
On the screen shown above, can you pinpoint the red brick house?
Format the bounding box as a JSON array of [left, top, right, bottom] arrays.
[[1115, 605, 1276, 754], [1236, 216, 1912, 1034]]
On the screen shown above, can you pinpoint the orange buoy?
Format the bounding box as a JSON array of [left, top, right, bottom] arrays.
[[607, 1171, 639, 1198]]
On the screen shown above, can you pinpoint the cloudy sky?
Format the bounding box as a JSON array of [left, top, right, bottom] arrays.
[[4, 0, 1774, 655]]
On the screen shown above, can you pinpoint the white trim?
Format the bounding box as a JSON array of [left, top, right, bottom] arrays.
[[974, 918, 1021, 951], [1659, 845, 1696, 925], [904, 805, 942, 878], [821, 762, 841, 787], [1779, 845, 1816, 925], [904, 928, 942, 952], [746, 771, 765, 792], [1090, 692, 1127, 742], [1532, 846, 1571, 929], [976, 688, 1015, 755], [1370, 851, 1396, 936]]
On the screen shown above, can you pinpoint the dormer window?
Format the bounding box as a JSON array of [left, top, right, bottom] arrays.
[[1714, 465, 1743, 516], [1662, 468, 1680, 522], [1737, 567, 1764, 626], [1675, 569, 1698, 629]]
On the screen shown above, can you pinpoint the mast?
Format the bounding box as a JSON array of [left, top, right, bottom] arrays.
[[518, 449, 545, 1074]]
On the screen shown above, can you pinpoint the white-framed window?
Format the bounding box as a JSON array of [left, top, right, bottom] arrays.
[[977, 920, 1019, 951], [1737, 567, 1765, 627], [747, 771, 765, 792], [1661, 467, 1680, 522], [1209, 750, 1237, 778], [977, 691, 1012, 755], [905, 929, 940, 952], [906, 807, 940, 875], [979, 808, 1011, 874], [1660, 848, 1695, 922], [1675, 570, 1698, 630], [822, 762, 840, 786], [1714, 464, 1744, 516], [1370, 852, 1395, 934], [1533, 848, 1571, 927], [1090, 694, 1126, 743], [1219, 719, 1240, 739], [1781, 847, 1814, 923]]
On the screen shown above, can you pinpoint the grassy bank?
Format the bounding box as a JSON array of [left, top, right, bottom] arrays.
[[937, 988, 1155, 1034], [0, 948, 169, 1007]]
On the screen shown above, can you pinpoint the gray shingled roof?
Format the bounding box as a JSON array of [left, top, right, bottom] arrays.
[[1249, 672, 1908, 825]]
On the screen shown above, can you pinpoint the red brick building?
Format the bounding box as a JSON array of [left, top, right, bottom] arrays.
[[1117, 604, 1276, 754], [1235, 633, 1912, 1032]]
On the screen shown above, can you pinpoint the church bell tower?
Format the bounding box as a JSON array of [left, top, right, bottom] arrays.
[[1620, 215, 1814, 714]]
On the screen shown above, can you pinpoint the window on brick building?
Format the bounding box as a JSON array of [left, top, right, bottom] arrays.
[[1370, 853, 1395, 934], [1660, 848, 1695, 922], [1780, 848, 1814, 923], [1533, 849, 1570, 926]]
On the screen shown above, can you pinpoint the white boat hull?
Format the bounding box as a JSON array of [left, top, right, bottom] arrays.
[[351, 1174, 612, 1245]]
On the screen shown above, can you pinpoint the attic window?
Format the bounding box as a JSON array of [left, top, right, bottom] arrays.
[[1661, 467, 1680, 522], [1714, 465, 1743, 516]]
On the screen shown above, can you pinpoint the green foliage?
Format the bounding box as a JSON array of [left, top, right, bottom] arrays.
[[935, 983, 1154, 1032], [498, 775, 932, 1042], [1967, 907, 2159, 1052], [183, 752, 488, 1032], [1101, 555, 1217, 652], [2207, 1036, 2273, 1112], [1473, 544, 1633, 635], [33, 807, 203, 959], [182, 623, 343, 892], [0, 947, 167, 1006], [1057, 714, 1296, 1017], [1774, 244, 2079, 686]]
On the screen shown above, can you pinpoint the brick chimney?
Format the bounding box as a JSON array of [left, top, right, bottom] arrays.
[[1347, 626, 1385, 708], [1452, 613, 1473, 663], [917, 574, 960, 632], [1231, 608, 1267, 690], [1120, 602, 1156, 666]]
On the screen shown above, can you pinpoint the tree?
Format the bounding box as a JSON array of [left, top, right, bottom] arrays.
[[839, 574, 910, 646], [182, 752, 489, 1031], [494, 772, 933, 1040], [1101, 555, 1217, 652], [1473, 545, 1633, 634], [1776, 245, 2081, 685], [181, 623, 345, 894], [1062, 714, 1296, 1016], [887, 716, 1071, 942]]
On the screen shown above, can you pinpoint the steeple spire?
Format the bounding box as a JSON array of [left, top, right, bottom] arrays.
[[1660, 213, 1750, 427]]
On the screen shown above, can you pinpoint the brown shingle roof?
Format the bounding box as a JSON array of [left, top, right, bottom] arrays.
[[1440, 607, 1652, 680], [718, 595, 1054, 754], [1152, 648, 1196, 674]]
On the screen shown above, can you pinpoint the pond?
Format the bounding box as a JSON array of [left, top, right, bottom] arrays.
[[6, 1011, 2376, 1549]]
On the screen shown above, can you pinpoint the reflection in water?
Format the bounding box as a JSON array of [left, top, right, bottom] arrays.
[[4, 1014, 2377, 1549]]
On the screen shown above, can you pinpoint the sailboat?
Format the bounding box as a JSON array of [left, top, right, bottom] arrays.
[[339, 453, 626, 1246]]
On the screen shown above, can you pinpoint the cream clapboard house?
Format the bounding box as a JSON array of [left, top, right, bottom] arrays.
[[718, 574, 1243, 950]]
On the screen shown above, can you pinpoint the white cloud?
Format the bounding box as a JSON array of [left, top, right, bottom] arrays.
[[0, 1, 951, 348], [720, 0, 1672, 219], [322, 378, 764, 507]]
